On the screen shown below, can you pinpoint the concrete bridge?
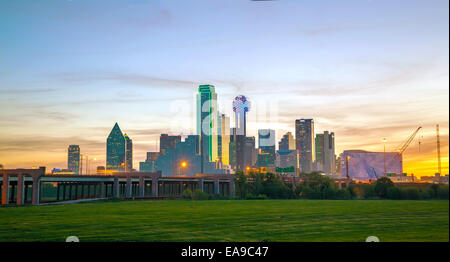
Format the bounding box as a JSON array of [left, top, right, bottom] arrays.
[[1, 167, 235, 206]]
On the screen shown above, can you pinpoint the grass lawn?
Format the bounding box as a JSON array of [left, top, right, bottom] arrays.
[[0, 200, 448, 242]]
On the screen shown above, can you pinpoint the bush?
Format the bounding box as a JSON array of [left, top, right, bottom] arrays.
[[437, 186, 449, 200], [419, 188, 433, 200], [336, 189, 351, 200], [374, 177, 395, 198], [245, 193, 268, 200], [430, 184, 440, 198], [208, 194, 231, 200], [351, 186, 365, 199], [387, 187, 402, 200], [193, 189, 209, 200], [167, 195, 177, 200], [182, 189, 193, 200], [404, 188, 420, 200], [257, 194, 268, 200], [361, 184, 377, 199], [245, 193, 255, 199]]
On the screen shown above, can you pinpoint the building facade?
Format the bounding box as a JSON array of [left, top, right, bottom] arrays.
[[218, 113, 230, 166], [315, 131, 335, 175], [322, 131, 335, 175], [106, 123, 126, 171], [295, 119, 315, 173], [340, 150, 402, 180], [124, 133, 133, 171], [315, 133, 324, 171], [258, 129, 276, 167], [276, 149, 299, 176], [245, 136, 257, 168], [160, 134, 181, 155], [197, 85, 219, 171], [279, 132, 295, 151], [233, 95, 250, 171], [67, 145, 80, 174]]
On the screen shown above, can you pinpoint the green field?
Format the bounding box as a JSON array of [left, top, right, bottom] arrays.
[[0, 200, 448, 242]]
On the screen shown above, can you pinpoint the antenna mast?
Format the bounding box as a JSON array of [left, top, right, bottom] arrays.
[[436, 124, 441, 175]]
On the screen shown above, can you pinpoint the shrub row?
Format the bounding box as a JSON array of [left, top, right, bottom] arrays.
[[233, 172, 449, 200]]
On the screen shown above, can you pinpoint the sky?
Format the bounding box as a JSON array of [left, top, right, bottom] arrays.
[[0, 0, 448, 177]]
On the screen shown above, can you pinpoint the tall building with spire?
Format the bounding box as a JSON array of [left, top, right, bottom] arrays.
[[233, 95, 250, 171], [124, 133, 133, 171], [106, 123, 126, 171], [196, 85, 218, 171], [68, 145, 80, 174]]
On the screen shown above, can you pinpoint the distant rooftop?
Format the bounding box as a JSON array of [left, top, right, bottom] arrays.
[[198, 84, 215, 93]]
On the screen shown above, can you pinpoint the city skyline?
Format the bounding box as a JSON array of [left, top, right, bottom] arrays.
[[0, 0, 448, 177]]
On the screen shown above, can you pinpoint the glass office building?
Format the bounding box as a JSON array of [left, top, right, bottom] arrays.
[[106, 123, 126, 171], [67, 145, 80, 174]]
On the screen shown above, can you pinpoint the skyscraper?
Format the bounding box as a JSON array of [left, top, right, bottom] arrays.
[[315, 131, 335, 175], [279, 132, 295, 151], [106, 123, 126, 171], [258, 129, 276, 167], [245, 136, 257, 168], [174, 135, 202, 176], [124, 133, 133, 171], [295, 119, 315, 173], [197, 85, 218, 171], [233, 95, 250, 171], [229, 127, 237, 169], [218, 113, 230, 166], [315, 133, 324, 171], [160, 134, 181, 155], [323, 131, 335, 175], [68, 145, 80, 174]]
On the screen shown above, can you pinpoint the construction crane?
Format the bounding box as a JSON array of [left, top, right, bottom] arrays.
[[396, 127, 422, 155], [437, 124, 442, 175], [395, 127, 422, 173]]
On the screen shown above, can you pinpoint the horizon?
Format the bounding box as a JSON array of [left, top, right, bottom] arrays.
[[0, 0, 448, 177]]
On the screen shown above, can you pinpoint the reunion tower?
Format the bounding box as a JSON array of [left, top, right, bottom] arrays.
[[233, 95, 251, 171]]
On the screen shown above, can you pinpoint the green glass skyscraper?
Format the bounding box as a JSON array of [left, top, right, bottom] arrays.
[[196, 85, 218, 172], [106, 123, 126, 171]]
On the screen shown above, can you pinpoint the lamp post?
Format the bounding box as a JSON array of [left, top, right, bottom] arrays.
[[90, 158, 97, 175], [345, 155, 351, 180], [345, 155, 351, 187], [180, 161, 187, 176], [382, 138, 387, 176], [80, 154, 88, 175], [85, 155, 90, 175]]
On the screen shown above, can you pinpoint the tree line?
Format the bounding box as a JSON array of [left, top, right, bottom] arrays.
[[232, 171, 449, 200]]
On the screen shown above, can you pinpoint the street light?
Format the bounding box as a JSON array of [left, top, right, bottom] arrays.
[[90, 158, 97, 175], [80, 154, 88, 175], [382, 138, 387, 176], [180, 161, 187, 176]]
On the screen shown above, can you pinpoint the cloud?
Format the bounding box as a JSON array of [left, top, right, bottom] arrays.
[[50, 71, 198, 89], [2, 88, 58, 95], [0, 135, 104, 153]]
